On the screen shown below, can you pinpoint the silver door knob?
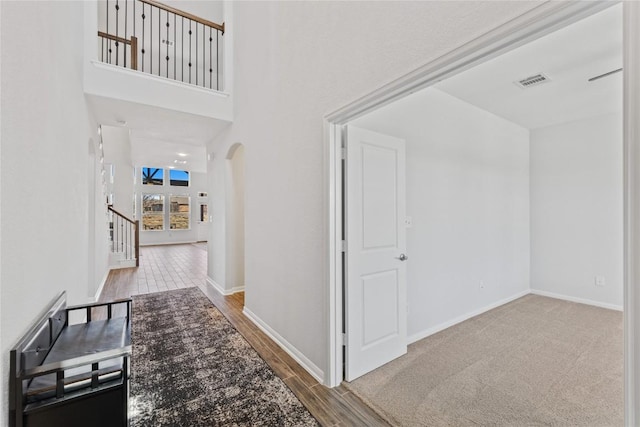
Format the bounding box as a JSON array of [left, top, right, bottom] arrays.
[[397, 254, 408, 261]]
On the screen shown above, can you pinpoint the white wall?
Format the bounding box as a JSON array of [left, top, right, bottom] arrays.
[[209, 151, 226, 286], [225, 144, 245, 291], [0, 2, 4, 422], [103, 125, 134, 217], [87, 120, 111, 301], [353, 88, 530, 341], [530, 113, 623, 309], [207, 1, 542, 382], [138, 169, 208, 245], [1, 2, 101, 424]]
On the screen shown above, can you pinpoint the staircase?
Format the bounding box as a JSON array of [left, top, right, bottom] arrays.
[[109, 205, 139, 268]]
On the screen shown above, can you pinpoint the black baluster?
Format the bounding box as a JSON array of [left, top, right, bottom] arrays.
[[106, 0, 110, 64], [166, 16, 170, 78], [216, 30, 219, 90], [115, 1, 119, 66], [124, 0, 127, 68], [202, 24, 205, 87], [141, 6, 145, 72], [189, 21, 192, 84], [195, 23, 198, 85], [209, 28, 212, 89], [174, 14, 176, 80], [182, 17, 185, 82], [150, 7, 152, 74], [158, 8, 161, 76]]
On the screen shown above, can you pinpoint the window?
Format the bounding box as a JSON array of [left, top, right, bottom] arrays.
[[170, 195, 190, 229], [142, 194, 164, 230], [142, 167, 163, 185], [170, 169, 189, 186]]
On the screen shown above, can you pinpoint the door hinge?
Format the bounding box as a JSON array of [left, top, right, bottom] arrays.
[[341, 240, 347, 252], [342, 332, 347, 346], [341, 147, 347, 160]]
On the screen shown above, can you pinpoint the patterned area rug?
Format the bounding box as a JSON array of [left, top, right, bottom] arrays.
[[130, 288, 319, 426]]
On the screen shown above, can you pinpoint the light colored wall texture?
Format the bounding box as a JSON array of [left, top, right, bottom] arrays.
[[208, 1, 542, 380], [354, 88, 531, 341], [103, 125, 134, 218], [226, 144, 245, 290], [1, 2, 100, 424], [530, 113, 623, 309]]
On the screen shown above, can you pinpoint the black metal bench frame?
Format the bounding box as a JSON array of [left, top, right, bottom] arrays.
[[9, 292, 132, 427]]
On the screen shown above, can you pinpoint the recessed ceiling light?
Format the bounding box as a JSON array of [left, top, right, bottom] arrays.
[[177, 153, 188, 157], [168, 166, 175, 169]]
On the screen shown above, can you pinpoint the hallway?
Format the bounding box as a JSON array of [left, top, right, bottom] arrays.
[[100, 243, 206, 300], [99, 243, 388, 426]]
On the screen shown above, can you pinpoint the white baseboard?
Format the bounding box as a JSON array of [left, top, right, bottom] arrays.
[[407, 289, 530, 344], [242, 307, 324, 384], [530, 289, 623, 311], [140, 240, 198, 247], [93, 268, 111, 302], [205, 276, 245, 296]]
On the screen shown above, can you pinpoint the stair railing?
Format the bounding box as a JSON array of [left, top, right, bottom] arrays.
[[98, 0, 225, 90], [108, 205, 140, 267], [98, 31, 138, 70]]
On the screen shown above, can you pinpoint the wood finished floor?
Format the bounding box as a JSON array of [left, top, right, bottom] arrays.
[[99, 243, 389, 427]]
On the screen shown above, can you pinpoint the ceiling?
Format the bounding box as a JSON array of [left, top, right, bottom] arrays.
[[434, 3, 622, 130], [87, 94, 230, 173]]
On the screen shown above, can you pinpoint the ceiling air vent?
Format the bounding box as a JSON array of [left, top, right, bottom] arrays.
[[514, 73, 551, 89]]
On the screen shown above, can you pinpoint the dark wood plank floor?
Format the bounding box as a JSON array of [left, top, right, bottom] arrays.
[[99, 243, 390, 427]]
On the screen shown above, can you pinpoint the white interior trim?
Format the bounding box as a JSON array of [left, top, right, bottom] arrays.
[[325, 121, 344, 387], [93, 268, 111, 302], [243, 307, 324, 383], [140, 240, 199, 247], [325, 2, 613, 126], [623, 2, 640, 424], [205, 276, 244, 296], [531, 289, 623, 312], [325, 5, 634, 420]]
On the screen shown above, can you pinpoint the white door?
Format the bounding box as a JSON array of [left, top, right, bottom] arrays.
[[345, 125, 407, 382]]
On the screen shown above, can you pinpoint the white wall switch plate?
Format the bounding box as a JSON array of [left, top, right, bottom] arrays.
[[405, 216, 413, 228], [595, 276, 606, 287]]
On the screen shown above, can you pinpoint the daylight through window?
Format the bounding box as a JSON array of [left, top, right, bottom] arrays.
[[142, 194, 164, 230], [142, 167, 163, 185], [170, 195, 190, 229], [170, 169, 189, 186]]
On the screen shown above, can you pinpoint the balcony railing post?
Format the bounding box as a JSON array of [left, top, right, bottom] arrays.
[[131, 36, 138, 70], [135, 220, 140, 267]]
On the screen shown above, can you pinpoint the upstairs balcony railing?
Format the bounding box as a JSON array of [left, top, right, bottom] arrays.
[[98, 0, 224, 91]]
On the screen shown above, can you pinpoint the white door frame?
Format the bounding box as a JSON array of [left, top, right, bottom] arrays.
[[325, 1, 640, 423]]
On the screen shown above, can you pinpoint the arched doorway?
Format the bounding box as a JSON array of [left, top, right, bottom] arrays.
[[225, 143, 245, 294]]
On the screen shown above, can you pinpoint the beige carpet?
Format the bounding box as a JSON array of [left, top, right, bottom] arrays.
[[344, 295, 623, 426]]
